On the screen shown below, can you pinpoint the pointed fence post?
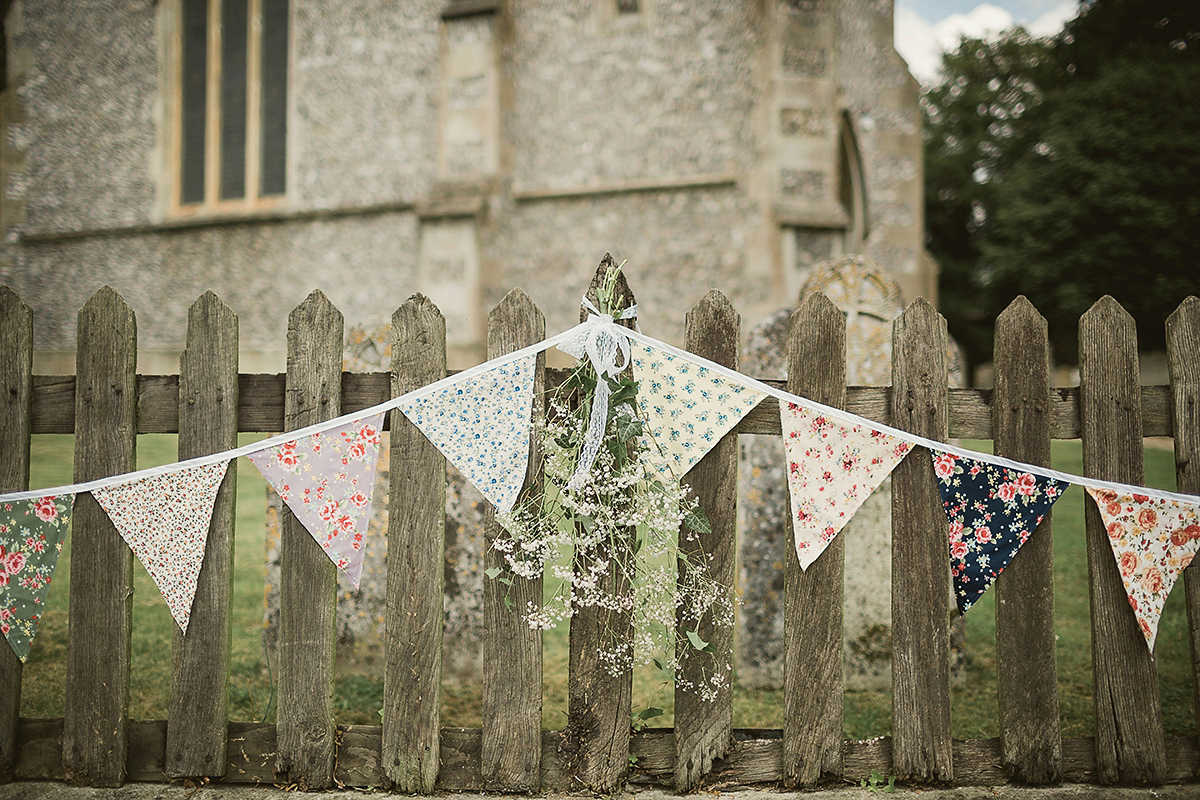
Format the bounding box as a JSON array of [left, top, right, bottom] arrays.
[[674, 290, 740, 791], [384, 294, 446, 793], [481, 289, 545, 791], [1167, 296, 1200, 740], [563, 254, 635, 793], [1079, 295, 1166, 784], [275, 290, 342, 789], [889, 297, 953, 784], [63, 286, 137, 787], [782, 291, 846, 787], [167, 292, 239, 778], [992, 297, 1061, 784], [0, 287, 32, 783]]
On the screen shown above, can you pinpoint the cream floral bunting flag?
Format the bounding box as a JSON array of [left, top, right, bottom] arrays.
[[630, 341, 766, 479], [249, 413, 384, 587], [94, 462, 229, 633], [1086, 487, 1200, 650], [397, 355, 537, 512], [781, 402, 913, 569], [1, 494, 73, 661]]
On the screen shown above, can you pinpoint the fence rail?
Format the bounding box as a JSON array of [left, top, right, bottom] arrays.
[[1, 263, 1198, 792]]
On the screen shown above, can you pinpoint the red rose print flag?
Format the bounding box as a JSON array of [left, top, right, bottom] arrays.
[[931, 451, 1067, 614], [780, 402, 912, 569], [249, 413, 384, 587], [93, 462, 229, 633], [0, 494, 73, 661], [1086, 487, 1200, 650]]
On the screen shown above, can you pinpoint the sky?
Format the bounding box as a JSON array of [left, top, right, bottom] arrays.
[[894, 0, 1080, 84]]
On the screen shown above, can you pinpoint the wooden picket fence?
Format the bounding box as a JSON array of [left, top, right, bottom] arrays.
[[0, 257, 1198, 792]]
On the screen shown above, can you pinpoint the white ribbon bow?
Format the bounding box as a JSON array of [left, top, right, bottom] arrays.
[[557, 297, 639, 491]]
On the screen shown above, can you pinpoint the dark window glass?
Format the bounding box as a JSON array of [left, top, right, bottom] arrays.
[[180, 0, 208, 205], [260, 0, 288, 196], [219, 0, 249, 200]]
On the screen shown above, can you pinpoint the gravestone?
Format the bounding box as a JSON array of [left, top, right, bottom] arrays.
[[263, 322, 486, 682], [738, 256, 962, 690]]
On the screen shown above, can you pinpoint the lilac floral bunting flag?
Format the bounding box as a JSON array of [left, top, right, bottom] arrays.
[[0, 494, 73, 661], [249, 413, 384, 587], [780, 402, 912, 569], [94, 461, 229, 633], [931, 451, 1067, 614], [630, 341, 766, 479], [397, 355, 536, 512], [1086, 487, 1200, 650]]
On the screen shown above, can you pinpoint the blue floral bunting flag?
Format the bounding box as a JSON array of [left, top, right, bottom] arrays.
[[397, 355, 537, 512], [931, 451, 1067, 613], [630, 341, 767, 479]]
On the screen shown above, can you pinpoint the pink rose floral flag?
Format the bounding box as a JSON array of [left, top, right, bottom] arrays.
[[1086, 487, 1200, 650], [249, 412, 384, 587], [780, 402, 913, 569], [0, 494, 73, 661], [397, 355, 536, 512], [93, 462, 229, 633], [630, 341, 767, 479], [930, 451, 1067, 614]]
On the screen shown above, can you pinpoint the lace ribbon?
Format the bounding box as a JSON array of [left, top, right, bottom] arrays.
[[557, 298, 639, 491]]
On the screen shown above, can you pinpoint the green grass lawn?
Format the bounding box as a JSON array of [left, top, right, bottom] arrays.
[[16, 435, 1196, 743]]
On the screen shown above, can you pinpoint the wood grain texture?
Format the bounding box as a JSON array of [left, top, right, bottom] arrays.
[[1079, 295, 1166, 784], [383, 294, 446, 793], [782, 292, 846, 788], [673, 290, 739, 791], [0, 287, 32, 783], [992, 297, 1061, 784], [481, 289, 545, 791], [63, 286, 137, 787], [1166, 297, 1200, 750], [275, 290, 342, 789], [563, 254, 635, 793], [167, 292, 239, 778], [889, 298, 953, 783]]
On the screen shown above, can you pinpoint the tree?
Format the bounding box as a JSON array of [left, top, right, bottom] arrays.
[[925, 0, 1200, 369]]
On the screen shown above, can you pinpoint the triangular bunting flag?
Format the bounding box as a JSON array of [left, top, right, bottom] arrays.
[[397, 356, 536, 512], [630, 341, 767, 479], [781, 402, 912, 569], [94, 462, 229, 633], [249, 413, 384, 587], [1, 494, 73, 661], [931, 452, 1067, 614], [1086, 487, 1200, 650]]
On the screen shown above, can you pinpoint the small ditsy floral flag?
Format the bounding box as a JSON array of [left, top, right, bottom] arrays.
[[0, 494, 73, 661], [1086, 487, 1200, 650], [93, 461, 230, 633], [931, 451, 1067, 614], [781, 402, 912, 569], [249, 412, 385, 587]]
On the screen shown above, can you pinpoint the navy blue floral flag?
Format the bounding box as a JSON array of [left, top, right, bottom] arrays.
[[930, 450, 1068, 614]]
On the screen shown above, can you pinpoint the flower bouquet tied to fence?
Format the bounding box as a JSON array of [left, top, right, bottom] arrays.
[[491, 264, 735, 701]]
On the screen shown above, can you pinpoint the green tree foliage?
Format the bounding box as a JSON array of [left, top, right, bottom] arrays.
[[925, 0, 1200, 369]]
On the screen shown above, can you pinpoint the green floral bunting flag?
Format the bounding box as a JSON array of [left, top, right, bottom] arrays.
[[0, 494, 73, 662]]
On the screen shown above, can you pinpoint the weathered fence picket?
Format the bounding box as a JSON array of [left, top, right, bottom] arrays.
[[167, 292, 239, 777], [1081, 296, 1167, 783], [782, 292, 846, 788], [0, 287, 32, 782], [1, 269, 1199, 795], [992, 297, 1062, 783], [63, 287, 137, 787], [482, 289, 545, 791], [889, 298, 954, 783], [673, 290, 739, 791], [276, 290, 342, 789]]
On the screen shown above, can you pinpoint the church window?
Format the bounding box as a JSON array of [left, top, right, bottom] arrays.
[[175, 0, 288, 213]]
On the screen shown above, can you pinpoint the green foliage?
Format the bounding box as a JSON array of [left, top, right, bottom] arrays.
[[925, 0, 1200, 368], [861, 768, 896, 792]]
